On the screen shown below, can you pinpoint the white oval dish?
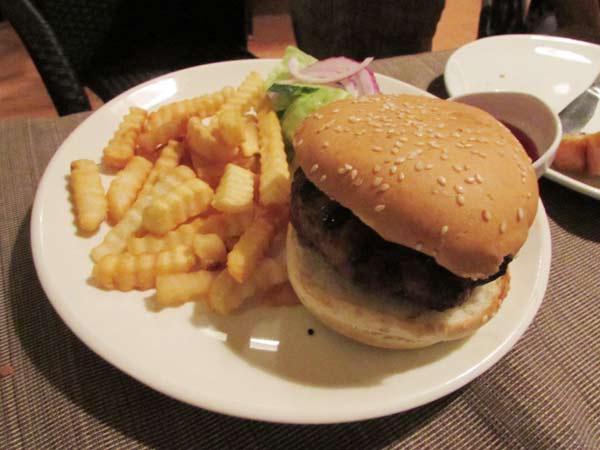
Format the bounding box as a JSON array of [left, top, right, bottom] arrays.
[[445, 34, 600, 200], [31, 59, 551, 424]]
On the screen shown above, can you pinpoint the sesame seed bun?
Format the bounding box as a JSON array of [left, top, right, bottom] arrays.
[[287, 225, 510, 349], [293, 94, 538, 279]]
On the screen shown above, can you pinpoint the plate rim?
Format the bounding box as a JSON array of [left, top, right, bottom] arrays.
[[30, 58, 552, 424], [444, 33, 600, 201]]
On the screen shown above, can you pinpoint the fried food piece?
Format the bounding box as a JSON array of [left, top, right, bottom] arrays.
[[91, 165, 196, 262], [258, 110, 290, 206], [553, 133, 588, 173], [139, 140, 186, 197], [127, 218, 204, 255], [155, 270, 216, 307], [198, 210, 255, 240], [192, 233, 227, 269], [92, 246, 196, 291], [102, 107, 147, 169], [227, 215, 275, 283], [186, 116, 238, 162], [70, 159, 107, 232], [145, 86, 235, 130], [241, 116, 260, 157], [137, 120, 186, 155], [107, 156, 153, 224], [190, 153, 227, 189], [209, 257, 287, 314], [585, 132, 600, 176], [255, 282, 301, 307], [142, 178, 214, 235], [211, 163, 255, 214], [217, 72, 266, 147]]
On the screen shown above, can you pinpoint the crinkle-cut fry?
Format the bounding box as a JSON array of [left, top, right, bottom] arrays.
[[190, 152, 226, 188], [127, 218, 204, 255], [255, 282, 300, 307], [186, 116, 238, 162], [241, 116, 260, 157], [199, 210, 255, 240], [145, 86, 235, 131], [217, 71, 266, 147], [139, 140, 185, 197], [91, 165, 195, 262], [92, 246, 196, 291], [70, 159, 107, 232], [258, 110, 290, 206], [102, 107, 147, 169], [107, 156, 153, 224], [209, 257, 287, 314], [193, 233, 227, 269], [143, 178, 213, 235], [137, 118, 187, 155], [155, 270, 216, 307], [227, 215, 275, 283], [211, 163, 255, 214]]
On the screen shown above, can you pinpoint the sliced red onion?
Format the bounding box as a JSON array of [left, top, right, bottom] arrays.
[[339, 77, 360, 97], [288, 56, 374, 84], [355, 67, 380, 95]]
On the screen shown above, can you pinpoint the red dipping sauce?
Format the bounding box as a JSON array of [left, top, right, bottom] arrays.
[[501, 121, 538, 162]]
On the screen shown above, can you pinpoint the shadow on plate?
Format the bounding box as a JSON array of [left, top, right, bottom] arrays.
[[191, 299, 466, 388]]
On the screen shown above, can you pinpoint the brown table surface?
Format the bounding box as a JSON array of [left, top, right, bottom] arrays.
[[1, 51, 599, 450]]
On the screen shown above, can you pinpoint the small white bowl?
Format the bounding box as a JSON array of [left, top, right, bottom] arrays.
[[449, 92, 562, 178]]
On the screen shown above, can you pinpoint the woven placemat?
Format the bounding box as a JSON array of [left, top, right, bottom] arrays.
[[1, 105, 599, 448]]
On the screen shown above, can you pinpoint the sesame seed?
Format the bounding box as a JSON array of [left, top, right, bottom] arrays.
[[398, 172, 405, 181], [348, 116, 360, 123], [320, 174, 327, 182], [314, 113, 324, 120], [451, 132, 461, 138], [517, 208, 525, 221], [415, 161, 424, 171], [500, 221, 507, 234], [475, 174, 484, 183], [465, 176, 475, 184], [440, 225, 449, 235], [390, 166, 398, 175], [371, 145, 383, 153], [395, 156, 406, 165], [428, 140, 441, 148], [425, 164, 434, 170], [394, 140, 403, 147], [437, 176, 447, 186], [353, 178, 363, 186], [344, 163, 353, 170], [322, 141, 329, 148], [310, 164, 319, 173], [374, 204, 386, 212], [350, 169, 358, 180], [452, 164, 462, 173], [332, 108, 340, 113], [482, 210, 492, 221], [440, 153, 449, 160], [415, 243, 423, 251], [454, 185, 464, 193], [373, 176, 383, 186], [338, 167, 347, 174], [400, 137, 409, 142], [391, 147, 401, 155], [456, 194, 465, 206], [373, 164, 381, 173], [408, 151, 418, 160], [296, 138, 304, 146], [377, 183, 390, 192]]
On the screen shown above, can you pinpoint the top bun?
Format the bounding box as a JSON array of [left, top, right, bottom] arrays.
[[293, 94, 538, 279]]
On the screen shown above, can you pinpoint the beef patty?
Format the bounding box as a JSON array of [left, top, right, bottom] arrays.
[[290, 168, 510, 310]]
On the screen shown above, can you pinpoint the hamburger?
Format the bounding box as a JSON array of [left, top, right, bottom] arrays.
[[286, 94, 539, 349]]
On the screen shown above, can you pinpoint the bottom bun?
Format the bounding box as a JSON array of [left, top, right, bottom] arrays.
[[287, 225, 510, 349]]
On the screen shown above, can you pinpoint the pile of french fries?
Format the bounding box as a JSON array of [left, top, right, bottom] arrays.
[[69, 71, 298, 314]]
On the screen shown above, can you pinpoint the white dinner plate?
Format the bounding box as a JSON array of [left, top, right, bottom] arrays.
[[31, 59, 551, 424], [445, 34, 600, 200]]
